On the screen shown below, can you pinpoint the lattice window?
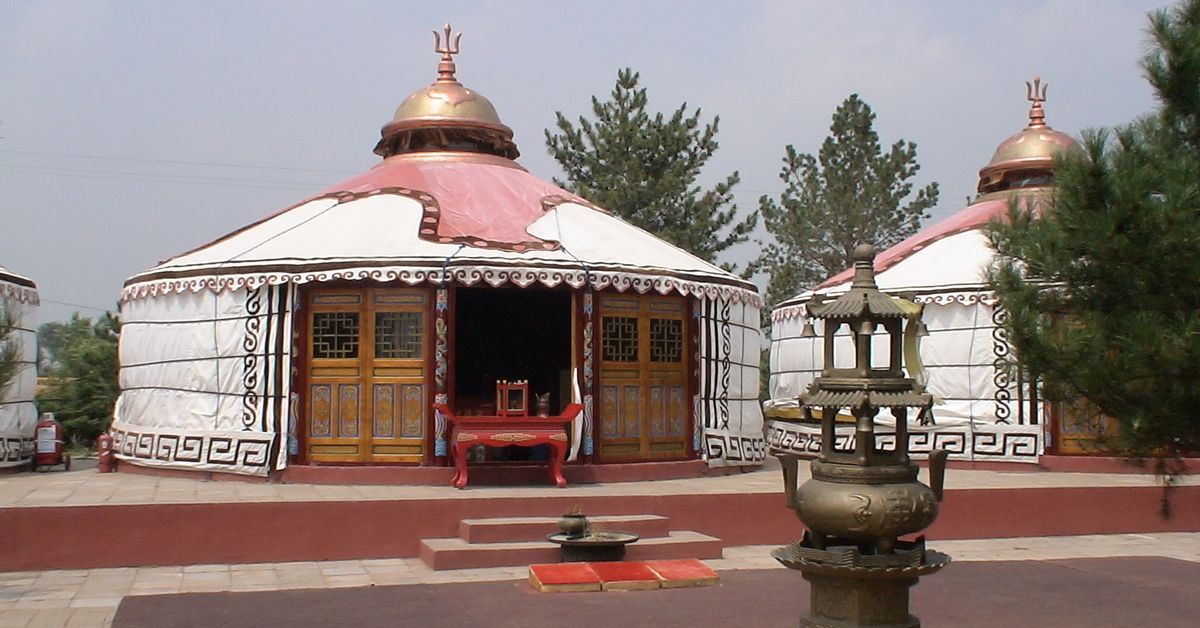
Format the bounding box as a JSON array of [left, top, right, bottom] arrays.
[[650, 318, 683, 363], [312, 312, 359, 359], [375, 312, 422, 359], [602, 316, 639, 362]]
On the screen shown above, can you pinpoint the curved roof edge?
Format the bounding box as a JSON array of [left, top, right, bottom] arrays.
[[122, 263, 762, 307], [0, 266, 40, 306]]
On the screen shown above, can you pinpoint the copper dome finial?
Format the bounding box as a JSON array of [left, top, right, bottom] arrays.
[[1025, 76, 1047, 128], [433, 24, 463, 84]]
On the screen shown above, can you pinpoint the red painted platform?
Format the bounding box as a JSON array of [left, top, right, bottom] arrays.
[[3, 482, 1199, 572]]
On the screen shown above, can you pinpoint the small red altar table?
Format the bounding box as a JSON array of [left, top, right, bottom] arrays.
[[434, 403, 582, 489]]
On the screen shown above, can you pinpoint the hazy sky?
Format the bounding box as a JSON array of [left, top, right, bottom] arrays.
[[1, 0, 1168, 322]]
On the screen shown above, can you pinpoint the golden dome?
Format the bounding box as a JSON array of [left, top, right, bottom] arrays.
[[374, 25, 518, 159], [977, 77, 1081, 195]]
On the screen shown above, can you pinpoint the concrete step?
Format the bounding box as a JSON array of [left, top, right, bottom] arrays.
[[420, 531, 723, 571], [459, 515, 672, 544]]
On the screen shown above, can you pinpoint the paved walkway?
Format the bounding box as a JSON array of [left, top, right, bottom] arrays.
[[2, 533, 1198, 627]]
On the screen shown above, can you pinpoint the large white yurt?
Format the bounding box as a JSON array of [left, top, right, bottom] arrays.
[[0, 266, 39, 468], [113, 28, 765, 478], [766, 80, 1079, 464]]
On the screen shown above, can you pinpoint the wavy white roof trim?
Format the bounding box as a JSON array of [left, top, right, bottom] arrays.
[[0, 266, 39, 306], [124, 196, 760, 305]]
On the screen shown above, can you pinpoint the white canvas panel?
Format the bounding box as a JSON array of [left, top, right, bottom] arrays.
[[529, 204, 732, 281], [697, 298, 765, 467], [154, 198, 345, 269], [0, 296, 38, 467], [114, 285, 292, 475], [120, 289, 250, 323], [922, 301, 989, 330], [121, 357, 250, 401], [116, 387, 239, 430], [872, 230, 994, 294]]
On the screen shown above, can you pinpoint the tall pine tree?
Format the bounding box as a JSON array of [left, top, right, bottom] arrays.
[[545, 68, 756, 267], [988, 0, 1200, 472], [756, 95, 939, 306]]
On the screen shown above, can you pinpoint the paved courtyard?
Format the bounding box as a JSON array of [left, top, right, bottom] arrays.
[[2, 460, 1198, 627]]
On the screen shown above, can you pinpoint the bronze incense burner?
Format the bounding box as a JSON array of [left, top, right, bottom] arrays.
[[774, 244, 950, 628]]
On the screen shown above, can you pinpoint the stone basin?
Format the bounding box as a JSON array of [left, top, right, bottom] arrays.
[[546, 531, 640, 562]]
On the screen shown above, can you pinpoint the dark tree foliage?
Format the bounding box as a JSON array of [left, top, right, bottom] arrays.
[[37, 313, 119, 445], [545, 68, 757, 267], [0, 304, 22, 400], [756, 94, 939, 307], [988, 0, 1200, 477]]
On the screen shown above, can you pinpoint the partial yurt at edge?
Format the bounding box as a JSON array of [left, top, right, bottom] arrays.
[[113, 28, 765, 478], [0, 266, 39, 468], [766, 79, 1079, 464]]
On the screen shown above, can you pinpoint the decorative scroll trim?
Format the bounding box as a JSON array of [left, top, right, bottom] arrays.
[[772, 290, 996, 321], [991, 303, 1013, 425], [122, 266, 762, 308], [702, 431, 767, 466], [241, 286, 263, 431], [0, 283, 39, 306], [110, 421, 276, 477], [0, 435, 33, 466], [765, 419, 1041, 463]]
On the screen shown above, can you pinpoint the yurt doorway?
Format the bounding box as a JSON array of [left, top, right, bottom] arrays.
[[303, 286, 432, 464], [596, 293, 690, 461], [452, 287, 573, 418]]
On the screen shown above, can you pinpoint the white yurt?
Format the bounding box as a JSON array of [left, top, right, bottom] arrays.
[[113, 28, 765, 478], [766, 80, 1079, 464], [0, 266, 40, 468]]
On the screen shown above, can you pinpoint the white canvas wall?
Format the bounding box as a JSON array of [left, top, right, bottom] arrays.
[[697, 297, 766, 466], [113, 285, 293, 476], [0, 297, 38, 467], [766, 297, 1042, 463]]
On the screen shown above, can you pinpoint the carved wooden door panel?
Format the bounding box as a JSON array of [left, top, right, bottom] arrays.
[[596, 294, 689, 460], [306, 287, 429, 463]]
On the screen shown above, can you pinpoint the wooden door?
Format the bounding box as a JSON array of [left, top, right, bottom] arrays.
[[306, 287, 429, 463], [596, 294, 689, 460]]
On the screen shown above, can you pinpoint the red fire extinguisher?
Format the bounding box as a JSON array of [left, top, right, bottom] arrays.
[[96, 432, 116, 473], [32, 413, 71, 472]]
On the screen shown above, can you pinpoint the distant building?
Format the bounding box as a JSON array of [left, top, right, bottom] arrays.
[[767, 79, 1081, 464], [0, 265, 39, 468]]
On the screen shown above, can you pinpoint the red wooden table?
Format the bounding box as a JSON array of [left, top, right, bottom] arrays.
[[435, 403, 582, 489]]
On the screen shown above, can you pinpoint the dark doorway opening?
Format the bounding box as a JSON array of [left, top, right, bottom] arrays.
[[453, 287, 573, 417]]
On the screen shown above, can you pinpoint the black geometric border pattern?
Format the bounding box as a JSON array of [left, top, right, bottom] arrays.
[[765, 420, 1040, 462], [703, 432, 767, 464], [0, 436, 33, 465], [111, 424, 275, 476]]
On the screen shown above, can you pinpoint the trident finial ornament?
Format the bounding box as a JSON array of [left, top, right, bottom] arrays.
[[1025, 75, 1048, 127], [433, 23, 462, 83]]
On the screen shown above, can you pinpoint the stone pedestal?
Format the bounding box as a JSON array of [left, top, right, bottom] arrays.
[[773, 541, 949, 628], [801, 571, 920, 628]]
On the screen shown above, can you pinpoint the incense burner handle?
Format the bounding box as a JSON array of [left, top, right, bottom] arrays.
[[777, 453, 801, 511], [929, 449, 948, 502]]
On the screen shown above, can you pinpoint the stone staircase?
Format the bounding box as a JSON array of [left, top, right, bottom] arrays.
[[419, 514, 723, 570]]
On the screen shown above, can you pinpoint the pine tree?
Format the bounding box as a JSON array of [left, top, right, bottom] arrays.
[[0, 303, 22, 400], [36, 312, 120, 445], [988, 0, 1200, 473], [545, 68, 756, 266], [756, 94, 939, 306]]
